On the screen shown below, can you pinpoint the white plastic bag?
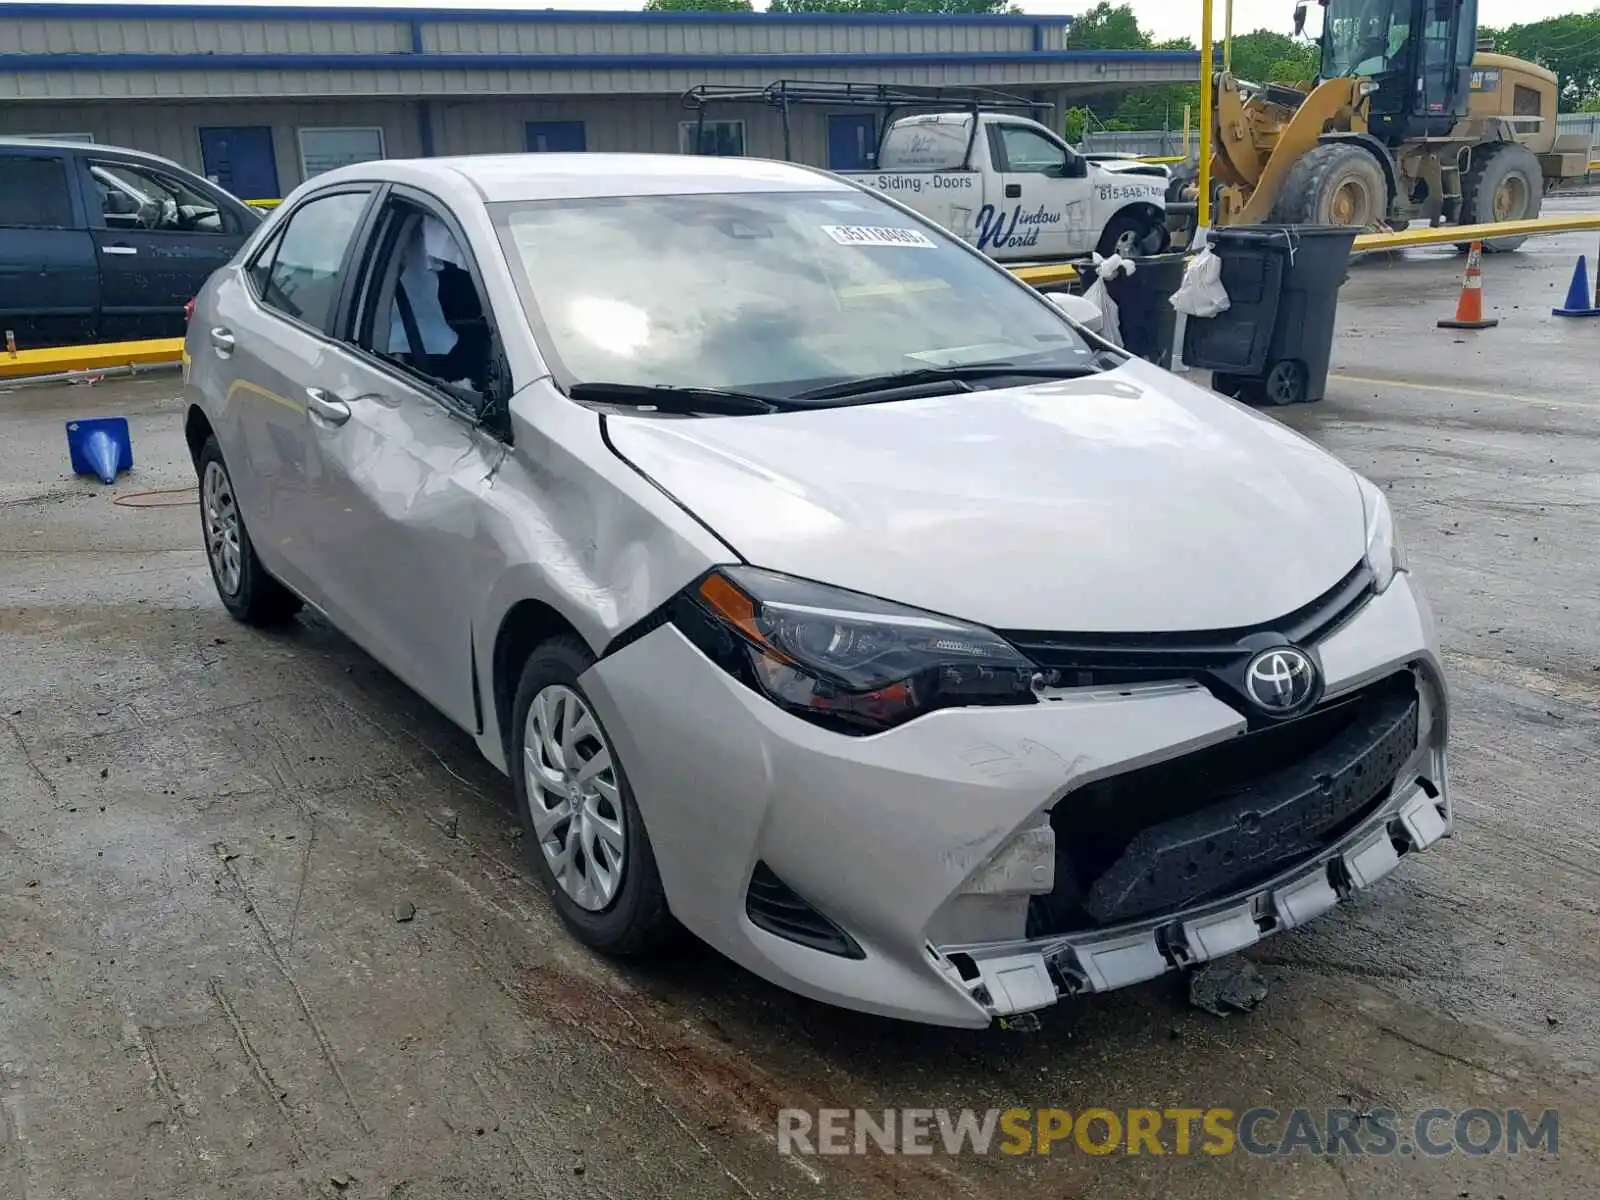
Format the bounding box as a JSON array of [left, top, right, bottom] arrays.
[[1170, 245, 1231, 319], [1081, 252, 1134, 347]]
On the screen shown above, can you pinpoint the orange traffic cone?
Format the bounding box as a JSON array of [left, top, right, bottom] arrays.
[[1438, 242, 1499, 330]]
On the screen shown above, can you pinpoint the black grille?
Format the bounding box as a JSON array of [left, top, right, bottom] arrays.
[[1028, 671, 1418, 936], [1000, 561, 1374, 719], [746, 863, 865, 959]]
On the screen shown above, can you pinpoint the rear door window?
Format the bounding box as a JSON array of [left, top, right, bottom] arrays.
[[250, 190, 372, 331], [0, 154, 76, 228]]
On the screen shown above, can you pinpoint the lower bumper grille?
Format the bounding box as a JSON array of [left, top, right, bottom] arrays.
[[746, 863, 865, 959], [1029, 672, 1419, 935]]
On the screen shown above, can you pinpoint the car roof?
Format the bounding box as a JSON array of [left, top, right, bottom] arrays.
[[310, 153, 852, 203], [0, 136, 155, 160]]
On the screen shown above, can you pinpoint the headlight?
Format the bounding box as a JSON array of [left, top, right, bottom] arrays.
[[673, 568, 1037, 734], [1359, 477, 1407, 593]]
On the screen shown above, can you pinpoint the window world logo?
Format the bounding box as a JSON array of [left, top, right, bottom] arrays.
[[776, 1107, 1560, 1159]]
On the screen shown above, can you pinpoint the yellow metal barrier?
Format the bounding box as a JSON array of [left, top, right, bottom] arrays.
[[0, 338, 184, 381], [1352, 211, 1600, 251], [247, 198, 281, 209]]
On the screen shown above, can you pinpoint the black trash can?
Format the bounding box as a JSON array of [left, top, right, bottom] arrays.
[[1103, 253, 1187, 370], [1181, 225, 1358, 405]]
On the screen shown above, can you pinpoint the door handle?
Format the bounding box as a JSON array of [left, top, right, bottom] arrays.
[[102, 245, 138, 256], [1004, 184, 1022, 199], [209, 327, 235, 355], [305, 387, 352, 427]]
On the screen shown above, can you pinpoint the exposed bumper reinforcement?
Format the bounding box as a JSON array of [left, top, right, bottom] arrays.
[[936, 760, 1449, 1017]]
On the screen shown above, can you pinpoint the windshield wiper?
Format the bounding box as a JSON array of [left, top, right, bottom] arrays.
[[568, 381, 783, 415], [791, 362, 1104, 402]]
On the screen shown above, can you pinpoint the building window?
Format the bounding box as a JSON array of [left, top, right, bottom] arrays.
[[14, 132, 94, 143], [679, 120, 745, 158], [298, 127, 386, 180]]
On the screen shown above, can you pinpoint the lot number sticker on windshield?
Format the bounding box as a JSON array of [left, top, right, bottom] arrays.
[[822, 225, 936, 249]]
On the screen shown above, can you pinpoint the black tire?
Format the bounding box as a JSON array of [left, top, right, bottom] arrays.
[[1270, 143, 1389, 229], [196, 436, 303, 626], [1458, 142, 1542, 252], [509, 635, 675, 958], [1258, 360, 1311, 406], [1097, 212, 1169, 260]]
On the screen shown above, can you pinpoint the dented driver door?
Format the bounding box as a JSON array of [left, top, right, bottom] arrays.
[[296, 345, 491, 732]]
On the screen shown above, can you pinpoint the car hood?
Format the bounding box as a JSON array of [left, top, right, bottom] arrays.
[[605, 362, 1368, 632]]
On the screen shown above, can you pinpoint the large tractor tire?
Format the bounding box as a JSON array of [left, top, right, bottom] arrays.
[[1458, 142, 1542, 252], [1270, 143, 1389, 229]]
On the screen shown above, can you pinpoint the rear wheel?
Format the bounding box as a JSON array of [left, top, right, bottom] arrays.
[[1271, 143, 1389, 229], [1458, 142, 1542, 252], [197, 437, 302, 626]]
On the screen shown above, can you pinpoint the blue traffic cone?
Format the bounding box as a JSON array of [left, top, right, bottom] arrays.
[[65, 417, 133, 485], [1553, 255, 1600, 318]]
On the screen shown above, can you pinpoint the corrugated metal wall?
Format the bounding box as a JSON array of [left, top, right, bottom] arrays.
[[1, 16, 410, 55], [0, 10, 1199, 193], [0, 99, 423, 189], [0, 57, 1193, 103], [420, 20, 1036, 57], [0, 12, 1051, 58], [2, 94, 1059, 191]]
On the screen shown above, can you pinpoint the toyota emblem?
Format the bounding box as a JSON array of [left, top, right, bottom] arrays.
[[1244, 647, 1319, 715]]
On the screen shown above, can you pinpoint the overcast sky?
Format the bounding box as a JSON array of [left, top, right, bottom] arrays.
[[65, 0, 1599, 39]]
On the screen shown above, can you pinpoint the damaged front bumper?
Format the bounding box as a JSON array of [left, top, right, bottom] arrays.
[[582, 571, 1450, 1029], [936, 743, 1449, 1019]]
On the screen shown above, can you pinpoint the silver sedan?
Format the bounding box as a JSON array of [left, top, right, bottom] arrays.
[[183, 152, 1450, 1027]]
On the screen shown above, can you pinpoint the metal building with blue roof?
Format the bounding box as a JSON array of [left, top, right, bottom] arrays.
[[0, 3, 1197, 197]]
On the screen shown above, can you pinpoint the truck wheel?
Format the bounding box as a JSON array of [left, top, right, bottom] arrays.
[[1097, 213, 1167, 260], [1271, 144, 1388, 229], [1458, 143, 1542, 252]]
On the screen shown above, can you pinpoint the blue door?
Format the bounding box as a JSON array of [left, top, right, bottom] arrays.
[[198, 126, 279, 201], [525, 122, 587, 153], [827, 114, 878, 171]]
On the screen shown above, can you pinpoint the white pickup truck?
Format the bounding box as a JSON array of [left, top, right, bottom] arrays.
[[840, 112, 1171, 264]]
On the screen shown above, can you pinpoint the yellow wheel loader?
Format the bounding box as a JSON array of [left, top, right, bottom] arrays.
[[1180, 0, 1594, 249]]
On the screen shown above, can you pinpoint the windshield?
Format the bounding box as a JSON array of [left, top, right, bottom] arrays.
[[491, 190, 1093, 397], [1322, 0, 1413, 78]]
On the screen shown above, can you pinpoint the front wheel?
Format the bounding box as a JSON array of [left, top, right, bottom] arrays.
[[1097, 212, 1169, 260], [510, 636, 676, 958], [1271, 143, 1388, 229]]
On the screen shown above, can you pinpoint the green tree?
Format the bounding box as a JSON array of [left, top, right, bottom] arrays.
[[644, 0, 753, 9], [1066, 2, 1149, 50], [1481, 14, 1600, 111]]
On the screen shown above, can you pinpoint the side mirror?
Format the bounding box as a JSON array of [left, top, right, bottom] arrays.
[[1061, 154, 1088, 179], [1294, 3, 1307, 36], [1045, 290, 1104, 333]]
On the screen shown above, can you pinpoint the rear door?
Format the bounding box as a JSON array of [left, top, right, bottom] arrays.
[[207, 186, 378, 601], [0, 147, 98, 347], [80, 154, 253, 341]]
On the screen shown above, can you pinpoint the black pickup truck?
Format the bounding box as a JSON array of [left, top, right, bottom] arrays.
[[1, 138, 263, 349]]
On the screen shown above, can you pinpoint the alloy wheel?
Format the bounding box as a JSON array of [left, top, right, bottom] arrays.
[[202, 460, 243, 596], [523, 684, 626, 912]]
